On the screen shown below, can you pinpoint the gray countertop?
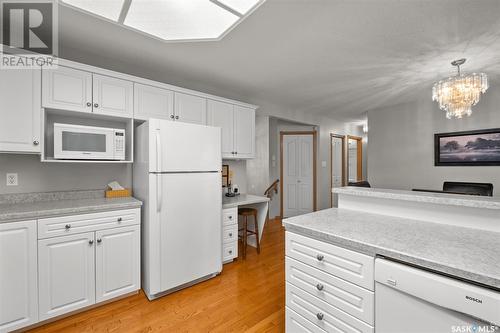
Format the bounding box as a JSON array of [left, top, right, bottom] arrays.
[[333, 187, 500, 210], [284, 208, 500, 290], [0, 190, 142, 223], [222, 194, 270, 209]]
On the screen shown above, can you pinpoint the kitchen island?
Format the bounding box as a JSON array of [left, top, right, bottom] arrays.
[[283, 187, 500, 332]]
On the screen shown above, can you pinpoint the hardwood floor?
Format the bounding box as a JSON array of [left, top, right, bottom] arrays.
[[29, 218, 285, 333]]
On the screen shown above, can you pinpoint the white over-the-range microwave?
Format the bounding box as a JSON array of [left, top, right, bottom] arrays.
[[54, 123, 125, 160]]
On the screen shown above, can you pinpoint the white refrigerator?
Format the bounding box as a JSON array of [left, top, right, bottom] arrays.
[[134, 119, 222, 300]]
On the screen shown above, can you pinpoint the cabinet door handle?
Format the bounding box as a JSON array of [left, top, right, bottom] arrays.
[[89, 240, 94, 245], [97, 238, 102, 243], [33, 140, 39, 146], [117, 217, 122, 222], [316, 283, 324, 291], [235, 151, 238, 155], [175, 115, 179, 120], [170, 114, 175, 119], [94, 103, 99, 108], [86, 102, 91, 107], [65, 224, 71, 230], [316, 313, 324, 321], [316, 254, 324, 261]]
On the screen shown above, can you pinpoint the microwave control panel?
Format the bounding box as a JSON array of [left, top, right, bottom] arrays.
[[114, 131, 125, 159]]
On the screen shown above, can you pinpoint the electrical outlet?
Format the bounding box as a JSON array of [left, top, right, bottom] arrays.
[[6, 173, 18, 186]]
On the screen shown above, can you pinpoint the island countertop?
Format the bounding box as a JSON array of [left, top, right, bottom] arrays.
[[222, 194, 269, 209], [333, 187, 500, 210], [283, 208, 500, 290], [0, 190, 142, 223]]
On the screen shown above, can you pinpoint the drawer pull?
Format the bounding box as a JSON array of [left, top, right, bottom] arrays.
[[316, 254, 324, 261], [229, 233, 233, 237], [229, 250, 233, 254], [65, 224, 71, 230], [316, 313, 324, 321], [228, 215, 233, 220], [117, 217, 123, 222], [316, 283, 324, 291]]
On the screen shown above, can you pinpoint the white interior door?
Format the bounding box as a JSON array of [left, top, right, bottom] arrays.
[[38, 232, 95, 321], [283, 134, 314, 217], [158, 173, 222, 291], [95, 225, 140, 303]]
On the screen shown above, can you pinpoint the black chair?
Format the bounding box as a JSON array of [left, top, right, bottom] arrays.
[[348, 181, 371, 188], [443, 182, 493, 197]]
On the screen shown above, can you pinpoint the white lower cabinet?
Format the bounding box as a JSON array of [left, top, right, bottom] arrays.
[[222, 207, 238, 262], [38, 232, 96, 321], [285, 231, 374, 333], [0, 221, 38, 333], [95, 225, 140, 303]]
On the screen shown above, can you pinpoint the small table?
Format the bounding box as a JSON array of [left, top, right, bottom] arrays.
[[222, 194, 269, 248]]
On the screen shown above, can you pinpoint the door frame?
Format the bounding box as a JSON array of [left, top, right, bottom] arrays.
[[347, 135, 363, 182], [330, 134, 346, 207], [280, 131, 317, 218]]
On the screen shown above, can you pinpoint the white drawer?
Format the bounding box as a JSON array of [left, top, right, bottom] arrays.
[[222, 224, 238, 244], [286, 307, 327, 333], [222, 208, 237, 226], [38, 208, 140, 239], [286, 232, 374, 290], [286, 257, 374, 324], [222, 242, 237, 262], [286, 283, 373, 333]]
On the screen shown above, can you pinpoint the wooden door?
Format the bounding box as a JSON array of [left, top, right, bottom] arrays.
[[92, 74, 133, 117], [95, 225, 140, 303], [0, 59, 41, 153], [0, 221, 38, 332], [208, 100, 234, 158], [233, 105, 255, 158], [42, 66, 92, 113], [174, 92, 207, 125], [38, 232, 95, 320], [282, 133, 315, 217], [134, 83, 174, 120]]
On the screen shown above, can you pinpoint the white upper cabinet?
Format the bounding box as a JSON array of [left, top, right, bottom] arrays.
[[174, 92, 207, 125], [0, 221, 38, 333], [233, 106, 255, 158], [38, 232, 96, 321], [208, 101, 255, 159], [92, 74, 133, 117], [42, 66, 93, 113], [208, 100, 234, 158], [0, 60, 41, 153], [95, 225, 140, 303], [134, 83, 174, 120]]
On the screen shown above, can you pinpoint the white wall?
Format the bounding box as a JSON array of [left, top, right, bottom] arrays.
[[0, 154, 131, 194], [368, 89, 500, 195], [222, 160, 247, 194]]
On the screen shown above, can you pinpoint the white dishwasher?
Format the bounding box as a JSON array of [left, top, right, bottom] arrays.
[[375, 258, 500, 333]]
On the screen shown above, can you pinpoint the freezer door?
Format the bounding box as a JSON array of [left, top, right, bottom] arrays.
[[151, 119, 221, 172], [157, 173, 222, 292]]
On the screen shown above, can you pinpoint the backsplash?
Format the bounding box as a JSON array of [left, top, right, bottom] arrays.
[[0, 154, 132, 194]]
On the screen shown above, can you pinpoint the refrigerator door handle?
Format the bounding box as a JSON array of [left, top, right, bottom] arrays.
[[156, 130, 162, 212], [157, 174, 162, 212]]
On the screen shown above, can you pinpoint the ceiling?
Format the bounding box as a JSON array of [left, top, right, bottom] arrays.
[[58, 0, 500, 121]]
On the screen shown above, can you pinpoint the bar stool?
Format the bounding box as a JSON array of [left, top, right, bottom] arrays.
[[238, 207, 260, 259]]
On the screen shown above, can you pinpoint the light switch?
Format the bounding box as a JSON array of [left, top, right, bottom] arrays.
[[321, 161, 327, 168]]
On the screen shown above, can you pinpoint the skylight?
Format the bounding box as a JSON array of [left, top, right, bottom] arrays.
[[59, 0, 265, 42]]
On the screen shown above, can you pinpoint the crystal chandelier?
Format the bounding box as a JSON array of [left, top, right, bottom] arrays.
[[432, 59, 488, 119]]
